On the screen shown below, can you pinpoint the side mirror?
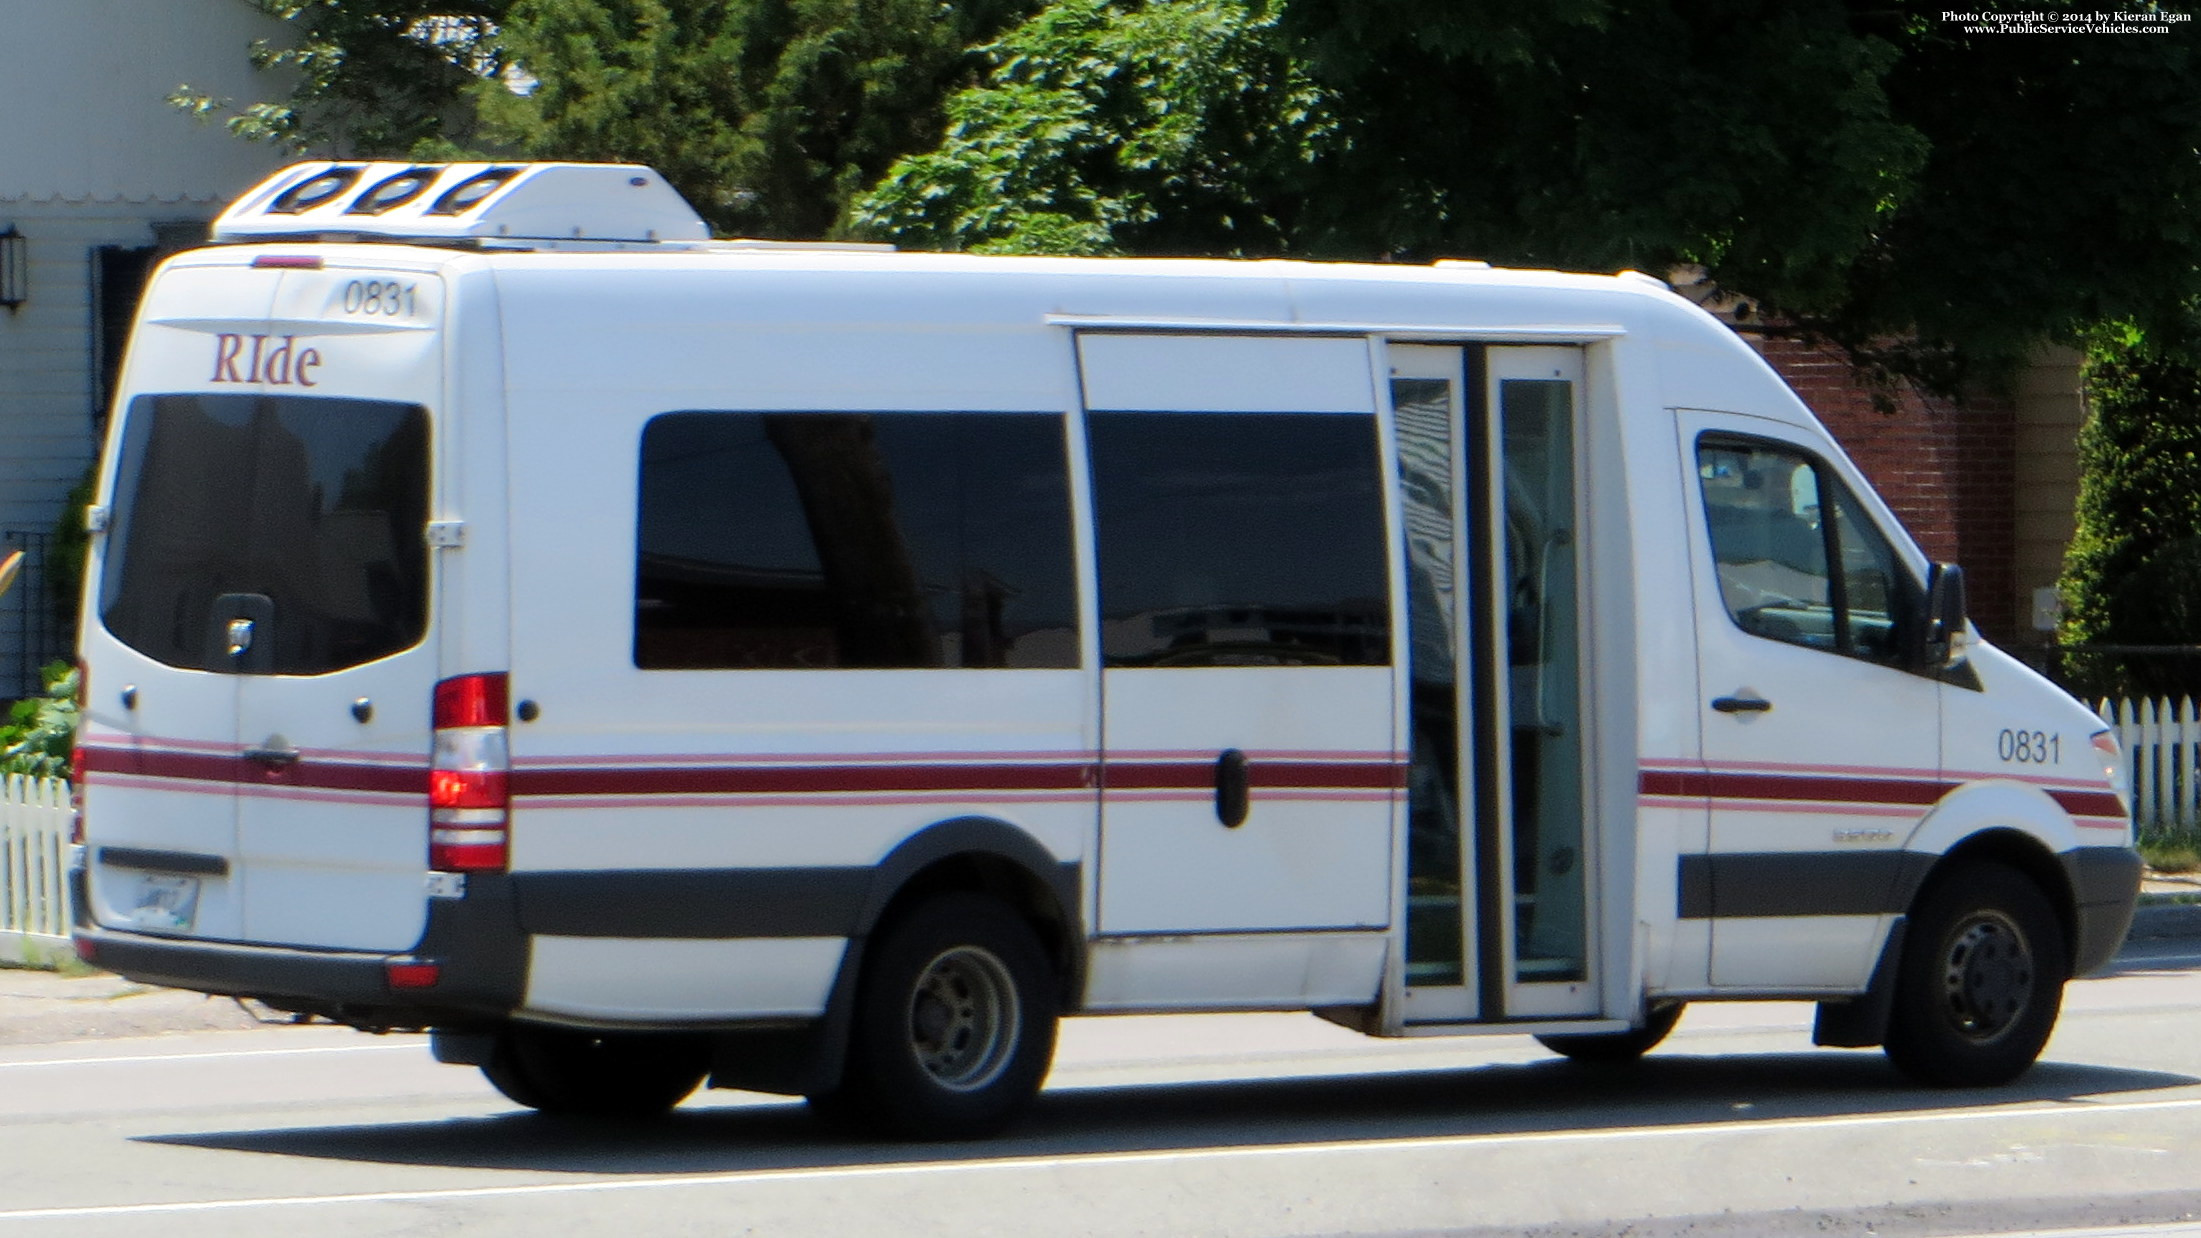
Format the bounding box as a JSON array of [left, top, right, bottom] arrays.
[[1916, 562, 1968, 670]]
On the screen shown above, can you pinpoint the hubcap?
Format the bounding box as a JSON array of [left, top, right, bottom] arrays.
[[1939, 909, 2033, 1042], [907, 946, 1020, 1091]]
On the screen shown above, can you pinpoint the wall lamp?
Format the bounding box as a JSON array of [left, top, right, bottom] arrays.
[[0, 226, 24, 311]]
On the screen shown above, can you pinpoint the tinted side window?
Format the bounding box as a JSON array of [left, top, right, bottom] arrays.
[[1697, 436, 1919, 666], [98, 393, 430, 675], [635, 411, 1078, 669], [1088, 412, 1390, 667]]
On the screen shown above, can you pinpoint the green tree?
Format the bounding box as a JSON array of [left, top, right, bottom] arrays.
[[1290, 0, 2201, 388], [863, 0, 2201, 393], [477, 0, 1040, 237], [173, 1, 512, 157], [2058, 327, 2201, 696], [853, 0, 1332, 255]]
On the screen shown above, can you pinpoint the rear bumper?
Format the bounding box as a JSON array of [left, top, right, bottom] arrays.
[[72, 865, 527, 1029], [2063, 845, 2143, 977]]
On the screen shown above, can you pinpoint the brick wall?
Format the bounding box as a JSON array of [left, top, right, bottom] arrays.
[[1748, 334, 2021, 643]]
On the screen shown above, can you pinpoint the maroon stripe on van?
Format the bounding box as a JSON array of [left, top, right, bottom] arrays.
[[1641, 768, 1946, 805], [77, 744, 427, 796], [510, 757, 1402, 798], [2048, 789, 2128, 819], [512, 762, 1100, 797], [1702, 771, 1947, 806], [1103, 759, 1407, 791], [1643, 766, 2128, 823]]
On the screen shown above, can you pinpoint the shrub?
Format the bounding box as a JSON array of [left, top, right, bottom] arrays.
[[0, 661, 78, 780], [2057, 326, 2201, 698]]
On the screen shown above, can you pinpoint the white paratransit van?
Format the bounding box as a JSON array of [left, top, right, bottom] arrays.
[[72, 161, 2140, 1139]]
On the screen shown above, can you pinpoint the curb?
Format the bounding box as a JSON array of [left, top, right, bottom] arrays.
[[2128, 897, 2201, 941]]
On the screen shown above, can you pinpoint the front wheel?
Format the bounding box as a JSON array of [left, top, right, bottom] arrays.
[[1884, 862, 2066, 1088], [481, 1025, 710, 1118], [1536, 1001, 1684, 1063], [812, 892, 1058, 1140]]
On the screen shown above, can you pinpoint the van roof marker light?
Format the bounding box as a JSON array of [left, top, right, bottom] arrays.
[[251, 255, 323, 270]]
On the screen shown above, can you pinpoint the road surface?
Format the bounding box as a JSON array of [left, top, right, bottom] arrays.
[[1, 938, 2198, 1237]]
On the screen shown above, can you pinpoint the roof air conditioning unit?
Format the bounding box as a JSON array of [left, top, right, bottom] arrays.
[[210, 162, 710, 246]]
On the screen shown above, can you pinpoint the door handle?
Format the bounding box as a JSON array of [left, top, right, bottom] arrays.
[[1710, 695, 1773, 714], [1214, 748, 1249, 828], [242, 745, 301, 768]]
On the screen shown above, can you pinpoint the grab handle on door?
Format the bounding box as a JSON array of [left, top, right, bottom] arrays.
[[1214, 748, 1250, 828], [1711, 695, 1773, 714], [243, 745, 301, 768]]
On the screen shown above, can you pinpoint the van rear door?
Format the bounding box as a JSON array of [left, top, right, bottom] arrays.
[[84, 257, 445, 953]]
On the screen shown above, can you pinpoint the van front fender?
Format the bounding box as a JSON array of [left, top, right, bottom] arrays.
[[1904, 778, 2080, 861], [1902, 778, 2138, 976]]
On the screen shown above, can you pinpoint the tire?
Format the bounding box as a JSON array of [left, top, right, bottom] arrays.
[[1883, 861, 2066, 1088], [811, 891, 1058, 1140], [1536, 1001, 1684, 1063], [481, 1025, 710, 1118]]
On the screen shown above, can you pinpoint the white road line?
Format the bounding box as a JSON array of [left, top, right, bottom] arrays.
[[6, 1092, 2201, 1222], [0, 1042, 419, 1072], [1972, 1215, 2201, 1224]]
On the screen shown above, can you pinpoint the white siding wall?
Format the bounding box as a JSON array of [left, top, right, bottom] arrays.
[[0, 0, 293, 202], [0, 0, 291, 694]]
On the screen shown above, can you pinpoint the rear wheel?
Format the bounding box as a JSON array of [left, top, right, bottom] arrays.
[[1536, 1001, 1684, 1063], [810, 891, 1058, 1140], [481, 1025, 710, 1118], [1884, 862, 2066, 1088]]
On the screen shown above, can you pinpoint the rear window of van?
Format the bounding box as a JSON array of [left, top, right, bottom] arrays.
[[98, 393, 430, 675]]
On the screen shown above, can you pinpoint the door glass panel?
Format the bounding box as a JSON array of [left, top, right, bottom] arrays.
[[1696, 437, 1920, 665], [1829, 481, 1917, 663], [98, 393, 430, 675], [1698, 440, 1835, 649], [1395, 376, 1463, 987], [1086, 412, 1390, 668], [1501, 379, 1586, 983]]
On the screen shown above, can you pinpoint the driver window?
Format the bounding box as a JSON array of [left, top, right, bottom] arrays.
[[1699, 440, 1834, 649], [1697, 436, 1918, 667]]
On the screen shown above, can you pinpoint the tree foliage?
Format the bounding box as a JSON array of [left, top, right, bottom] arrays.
[[863, 0, 2201, 392], [477, 0, 1039, 237], [173, 1, 511, 157], [853, 0, 1331, 255], [186, 0, 2201, 392], [2058, 327, 2201, 694]]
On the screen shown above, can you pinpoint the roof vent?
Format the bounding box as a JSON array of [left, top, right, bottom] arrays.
[[212, 161, 710, 245]]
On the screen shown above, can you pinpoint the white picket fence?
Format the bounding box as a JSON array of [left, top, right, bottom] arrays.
[[0, 774, 73, 964], [2100, 697, 2201, 836]]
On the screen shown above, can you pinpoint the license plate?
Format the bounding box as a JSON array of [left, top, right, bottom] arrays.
[[131, 874, 201, 933]]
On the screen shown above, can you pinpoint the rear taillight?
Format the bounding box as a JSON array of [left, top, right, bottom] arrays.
[[68, 660, 85, 845], [430, 672, 510, 872], [68, 744, 84, 845]]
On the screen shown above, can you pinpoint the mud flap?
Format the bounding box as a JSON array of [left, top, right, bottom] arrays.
[[705, 935, 866, 1097], [1813, 916, 1907, 1048]]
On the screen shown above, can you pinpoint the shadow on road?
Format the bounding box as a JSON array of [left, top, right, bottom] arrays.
[[136, 1051, 2200, 1176]]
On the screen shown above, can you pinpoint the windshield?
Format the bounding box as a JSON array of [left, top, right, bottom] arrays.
[[98, 393, 430, 675]]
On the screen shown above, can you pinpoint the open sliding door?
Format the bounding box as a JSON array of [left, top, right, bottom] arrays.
[[1396, 343, 1600, 1023]]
